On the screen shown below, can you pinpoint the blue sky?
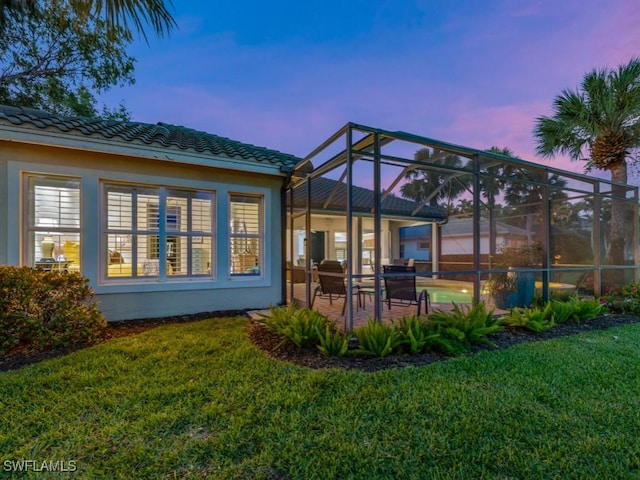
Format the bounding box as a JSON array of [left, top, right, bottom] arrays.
[[101, 0, 639, 176]]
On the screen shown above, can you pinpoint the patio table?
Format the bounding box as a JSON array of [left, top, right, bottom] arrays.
[[358, 285, 384, 308]]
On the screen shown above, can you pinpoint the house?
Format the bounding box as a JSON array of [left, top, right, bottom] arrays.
[[3, 108, 637, 324], [439, 217, 529, 255], [399, 224, 433, 260], [288, 176, 446, 270], [0, 105, 300, 321]]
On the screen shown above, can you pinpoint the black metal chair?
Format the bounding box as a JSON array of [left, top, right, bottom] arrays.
[[382, 265, 429, 315], [311, 261, 360, 315]]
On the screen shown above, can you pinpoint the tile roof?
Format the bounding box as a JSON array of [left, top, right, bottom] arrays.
[[0, 105, 302, 170], [292, 177, 447, 221]]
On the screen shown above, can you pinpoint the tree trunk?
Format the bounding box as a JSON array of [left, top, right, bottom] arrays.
[[488, 207, 497, 268], [608, 160, 628, 266]]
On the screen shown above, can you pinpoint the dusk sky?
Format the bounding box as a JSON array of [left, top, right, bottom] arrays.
[[102, 0, 639, 178]]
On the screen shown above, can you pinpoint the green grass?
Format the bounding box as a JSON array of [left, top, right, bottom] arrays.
[[1, 317, 639, 479]]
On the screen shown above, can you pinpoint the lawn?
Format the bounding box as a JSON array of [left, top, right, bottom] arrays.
[[1, 317, 639, 479]]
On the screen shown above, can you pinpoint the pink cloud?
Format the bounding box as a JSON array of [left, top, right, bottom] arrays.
[[435, 101, 581, 173], [108, 0, 638, 189], [591, 9, 640, 69]]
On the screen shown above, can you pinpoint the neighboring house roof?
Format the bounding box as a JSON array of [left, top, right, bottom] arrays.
[[292, 177, 447, 221], [441, 217, 529, 237], [0, 105, 302, 172]]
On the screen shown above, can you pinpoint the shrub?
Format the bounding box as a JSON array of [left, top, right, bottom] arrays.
[[499, 306, 555, 332], [316, 325, 349, 357], [546, 300, 575, 324], [568, 297, 604, 322], [533, 289, 577, 307], [500, 297, 604, 331], [394, 315, 442, 354], [428, 302, 502, 348], [0, 266, 105, 355], [352, 319, 402, 357], [600, 282, 640, 314], [260, 304, 297, 336], [261, 304, 332, 348]]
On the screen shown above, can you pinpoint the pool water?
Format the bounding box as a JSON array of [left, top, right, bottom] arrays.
[[425, 286, 473, 304], [359, 279, 475, 305]]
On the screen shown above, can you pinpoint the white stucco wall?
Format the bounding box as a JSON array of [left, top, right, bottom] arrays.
[[440, 234, 505, 255]]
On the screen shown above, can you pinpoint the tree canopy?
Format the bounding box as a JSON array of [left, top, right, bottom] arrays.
[[0, 0, 176, 41], [400, 148, 468, 208], [534, 57, 640, 184], [0, 1, 136, 118]]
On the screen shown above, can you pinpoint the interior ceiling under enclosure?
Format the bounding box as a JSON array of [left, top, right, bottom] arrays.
[[286, 122, 639, 329]]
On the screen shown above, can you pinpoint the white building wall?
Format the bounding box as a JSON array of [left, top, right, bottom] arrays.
[[2, 142, 285, 321], [440, 234, 502, 255]]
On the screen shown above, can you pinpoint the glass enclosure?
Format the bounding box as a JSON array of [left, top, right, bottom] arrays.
[[286, 124, 639, 330]]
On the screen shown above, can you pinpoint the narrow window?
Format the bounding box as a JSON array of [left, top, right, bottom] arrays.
[[25, 174, 81, 272], [229, 194, 263, 276]]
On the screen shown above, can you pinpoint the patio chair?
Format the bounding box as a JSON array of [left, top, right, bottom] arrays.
[[319, 259, 344, 271], [311, 261, 360, 315], [382, 265, 429, 316]]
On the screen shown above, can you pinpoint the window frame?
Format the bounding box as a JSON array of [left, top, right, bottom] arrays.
[[23, 173, 82, 271], [229, 193, 264, 278], [102, 181, 215, 282]]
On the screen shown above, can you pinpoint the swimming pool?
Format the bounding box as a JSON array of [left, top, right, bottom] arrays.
[[358, 278, 476, 305], [420, 281, 576, 305], [425, 286, 473, 304]]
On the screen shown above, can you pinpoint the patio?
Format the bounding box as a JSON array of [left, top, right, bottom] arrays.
[[289, 277, 484, 329]]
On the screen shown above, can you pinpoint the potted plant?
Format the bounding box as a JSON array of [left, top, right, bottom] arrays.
[[487, 271, 519, 309], [486, 242, 543, 309]]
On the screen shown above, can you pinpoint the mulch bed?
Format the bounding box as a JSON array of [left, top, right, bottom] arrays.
[[1, 312, 638, 374], [248, 313, 640, 372]]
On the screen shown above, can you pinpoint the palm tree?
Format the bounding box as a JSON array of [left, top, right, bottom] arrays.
[[451, 198, 473, 216], [400, 148, 469, 208], [480, 147, 516, 262], [481, 147, 512, 208], [503, 171, 568, 211], [534, 58, 640, 264], [0, 0, 176, 40], [503, 170, 568, 238]]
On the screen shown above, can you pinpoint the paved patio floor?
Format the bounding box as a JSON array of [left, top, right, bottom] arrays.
[[285, 281, 482, 330]]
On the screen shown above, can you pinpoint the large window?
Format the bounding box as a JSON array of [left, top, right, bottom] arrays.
[[104, 183, 214, 280], [25, 174, 81, 271], [229, 194, 263, 276]]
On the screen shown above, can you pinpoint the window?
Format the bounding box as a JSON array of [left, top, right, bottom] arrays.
[[24, 174, 81, 271], [418, 241, 431, 250], [229, 194, 263, 276], [104, 183, 214, 280]]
